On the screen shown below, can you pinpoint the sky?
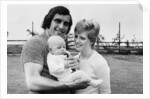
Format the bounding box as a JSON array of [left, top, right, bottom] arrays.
[[7, 3, 143, 42]]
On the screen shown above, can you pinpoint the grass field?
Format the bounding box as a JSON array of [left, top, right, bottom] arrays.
[[7, 54, 143, 94]]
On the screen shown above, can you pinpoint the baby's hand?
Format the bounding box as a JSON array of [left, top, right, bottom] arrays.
[[64, 59, 70, 69], [64, 56, 80, 70], [64, 53, 69, 58]]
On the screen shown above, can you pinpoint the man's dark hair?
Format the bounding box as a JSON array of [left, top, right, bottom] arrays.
[[41, 6, 72, 34]]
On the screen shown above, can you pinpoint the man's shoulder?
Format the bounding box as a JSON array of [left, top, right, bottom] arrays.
[[26, 35, 45, 43], [24, 34, 47, 48]]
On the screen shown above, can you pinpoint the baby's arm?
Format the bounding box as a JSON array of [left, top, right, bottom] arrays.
[[47, 54, 69, 77]]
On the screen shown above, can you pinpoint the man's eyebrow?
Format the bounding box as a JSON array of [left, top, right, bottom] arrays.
[[64, 21, 69, 23], [53, 18, 70, 23], [54, 18, 61, 20]]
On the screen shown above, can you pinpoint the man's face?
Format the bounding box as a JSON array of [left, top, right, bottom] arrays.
[[48, 14, 70, 38]]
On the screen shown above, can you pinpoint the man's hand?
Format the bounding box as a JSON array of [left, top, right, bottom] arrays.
[[64, 79, 89, 90]]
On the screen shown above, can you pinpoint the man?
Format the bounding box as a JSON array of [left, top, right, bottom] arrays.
[[21, 6, 88, 94]]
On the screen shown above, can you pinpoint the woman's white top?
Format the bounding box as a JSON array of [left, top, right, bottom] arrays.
[[75, 51, 111, 94]]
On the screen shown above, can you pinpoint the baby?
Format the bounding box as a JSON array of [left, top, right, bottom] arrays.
[[47, 35, 103, 88]]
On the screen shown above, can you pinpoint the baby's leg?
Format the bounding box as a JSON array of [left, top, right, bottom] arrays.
[[89, 78, 103, 88], [70, 70, 103, 88]]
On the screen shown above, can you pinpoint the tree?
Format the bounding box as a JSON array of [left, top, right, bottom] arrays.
[[131, 34, 139, 47], [112, 33, 124, 43], [27, 21, 38, 37], [96, 34, 105, 53], [98, 34, 105, 42], [27, 29, 38, 36], [131, 34, 137, 42], [112, 32, 125, 46], [126, 39, 129, 48], [7, 31, 9, 37]]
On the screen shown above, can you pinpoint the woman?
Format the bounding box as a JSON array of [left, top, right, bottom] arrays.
[[74, 19, 111, 94]]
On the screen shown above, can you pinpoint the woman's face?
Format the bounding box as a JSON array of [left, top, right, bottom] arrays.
[[75, 32, 92, 52]]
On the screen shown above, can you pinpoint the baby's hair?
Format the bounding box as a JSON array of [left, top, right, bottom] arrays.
[[47, 35, 65, 49]]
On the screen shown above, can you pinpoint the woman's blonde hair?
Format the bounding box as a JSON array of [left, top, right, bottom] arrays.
[[74, 19, 100, 48]]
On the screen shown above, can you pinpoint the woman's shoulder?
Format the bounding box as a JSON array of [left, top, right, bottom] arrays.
[[91, 50, 107, 64], [92, 51, 104, 59], [90, 51, 109, 71]]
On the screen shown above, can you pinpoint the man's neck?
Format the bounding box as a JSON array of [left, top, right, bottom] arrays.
[[44, 29, 52, 38]]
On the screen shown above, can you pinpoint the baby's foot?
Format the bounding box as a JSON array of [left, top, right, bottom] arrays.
[[90, 79, 103, 88]]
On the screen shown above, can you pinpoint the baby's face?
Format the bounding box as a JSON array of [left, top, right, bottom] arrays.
[[51, 42, 66, 55]]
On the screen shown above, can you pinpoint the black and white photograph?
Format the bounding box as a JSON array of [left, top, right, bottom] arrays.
[[0, 0, 150, 98]]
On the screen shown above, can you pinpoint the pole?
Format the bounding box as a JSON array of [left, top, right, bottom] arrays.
[[119, 22, 121, 53], [97, 36, 100, 53], [32, 21, 34, 36]]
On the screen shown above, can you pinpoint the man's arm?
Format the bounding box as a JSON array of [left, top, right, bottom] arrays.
[[24, 62, 69, 93], [24, 62, 88, 93], [24, 62, 89, 93], [65, 79, 89, 90]]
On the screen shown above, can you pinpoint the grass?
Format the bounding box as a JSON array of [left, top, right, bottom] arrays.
[[7, 55, 28, 94], [7, 54, 143, 94], [105, 54, 143, 94]]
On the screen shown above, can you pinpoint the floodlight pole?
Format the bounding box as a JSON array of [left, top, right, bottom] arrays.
[[32, 21, 34, 36], [119, 22, 121, 53]]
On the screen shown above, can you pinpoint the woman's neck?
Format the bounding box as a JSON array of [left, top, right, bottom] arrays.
[[80, 48, 94, 60]]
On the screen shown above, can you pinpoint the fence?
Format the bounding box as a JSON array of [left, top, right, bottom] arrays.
[[7, 45, 23, 55], [7, 40, 143, 55], [7, 40, 26, 55], [95, 41, 143, 55]]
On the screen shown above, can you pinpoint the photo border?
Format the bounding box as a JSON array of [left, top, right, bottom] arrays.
[[1, 0, 149, 99]]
